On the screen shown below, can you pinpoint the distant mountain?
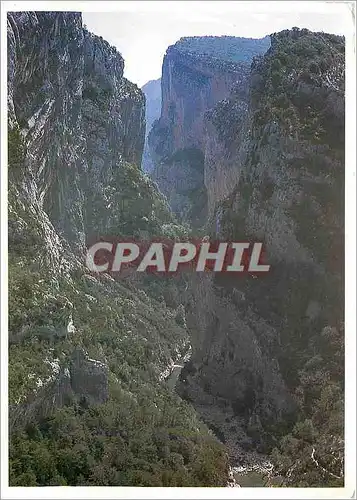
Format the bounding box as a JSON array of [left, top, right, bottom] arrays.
[[141, 78, 161, 172], [142, 78, 162, 135]]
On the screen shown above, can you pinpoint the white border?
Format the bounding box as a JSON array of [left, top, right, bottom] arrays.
[[1, 1, 356, 499]]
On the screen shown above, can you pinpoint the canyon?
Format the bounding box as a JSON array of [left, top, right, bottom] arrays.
[[7, 12, 345, 487], [148, 29, 345, 483]]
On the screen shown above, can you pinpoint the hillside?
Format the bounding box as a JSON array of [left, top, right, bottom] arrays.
[[150, 28, 345, 486], [7, 15, 345, 488], [148, 35, 270, 225], [7, 12, 228, 487]]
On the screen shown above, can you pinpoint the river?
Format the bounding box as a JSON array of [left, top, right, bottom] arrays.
[[165, 354, 275, 487]]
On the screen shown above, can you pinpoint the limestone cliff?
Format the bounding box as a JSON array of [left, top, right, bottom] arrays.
[[153, 29, 344, 469], [7, 13, 345, 486], [8, 11, 145, 244], [148, 36, 270, 225], [8, 13, 229, 486]]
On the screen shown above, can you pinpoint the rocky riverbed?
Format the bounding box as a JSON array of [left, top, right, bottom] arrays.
[[165, 352, 275, 487]]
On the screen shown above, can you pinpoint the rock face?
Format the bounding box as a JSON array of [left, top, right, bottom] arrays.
[[7, 11, 162, 417], [10, 348, 109, 431], [7, 11, 145, 243], [216, 29, 345, 387], [148, 36, 270, 225], [155, 29, 344, 453], [7, 13, 345, 485], [69, 347, 109, 405], [8, 13, 231, 487], [141, 78, 161, 172]]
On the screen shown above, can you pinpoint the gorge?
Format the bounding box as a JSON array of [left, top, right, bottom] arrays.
[[8, 12, 345, 488], [147, 30, 345, 485]]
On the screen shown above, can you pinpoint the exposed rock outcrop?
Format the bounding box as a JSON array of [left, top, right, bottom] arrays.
[[7, 10, 181, 422], [148, 36, 270, 226], [69, 347, 109, 405], [155, 29, 344, 459], [7, 11, 145, 244], [8, 12, 230, 487], [10, 348, 109, 431]]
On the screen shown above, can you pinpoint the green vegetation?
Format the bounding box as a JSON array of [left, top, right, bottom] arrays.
[[213, 28, 344, 488], [8, 126, 25, 176], [8, 25, 345, 489], [8, 126, 228, 486], [10, 386, 228, 486], [174, 35, 270, 64], [87, 160, 184, 240], [251, 28, 344, 146], [271, 325, 344, 486]]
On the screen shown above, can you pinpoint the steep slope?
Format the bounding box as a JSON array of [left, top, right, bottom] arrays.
[[141, 78, 161, 172], [148, 35, 270, 226], [152, 29, 344, 485], [8, 12, 228, 486], [8, 12, 145, 244]]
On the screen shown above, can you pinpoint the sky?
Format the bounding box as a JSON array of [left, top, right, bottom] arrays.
[[82, 1, 354, 87]]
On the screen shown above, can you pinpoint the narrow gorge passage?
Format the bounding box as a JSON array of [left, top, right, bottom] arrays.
[[6, 8, 346, 490], [166, 363, 185, 391], [144, 29, 345, 487]]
